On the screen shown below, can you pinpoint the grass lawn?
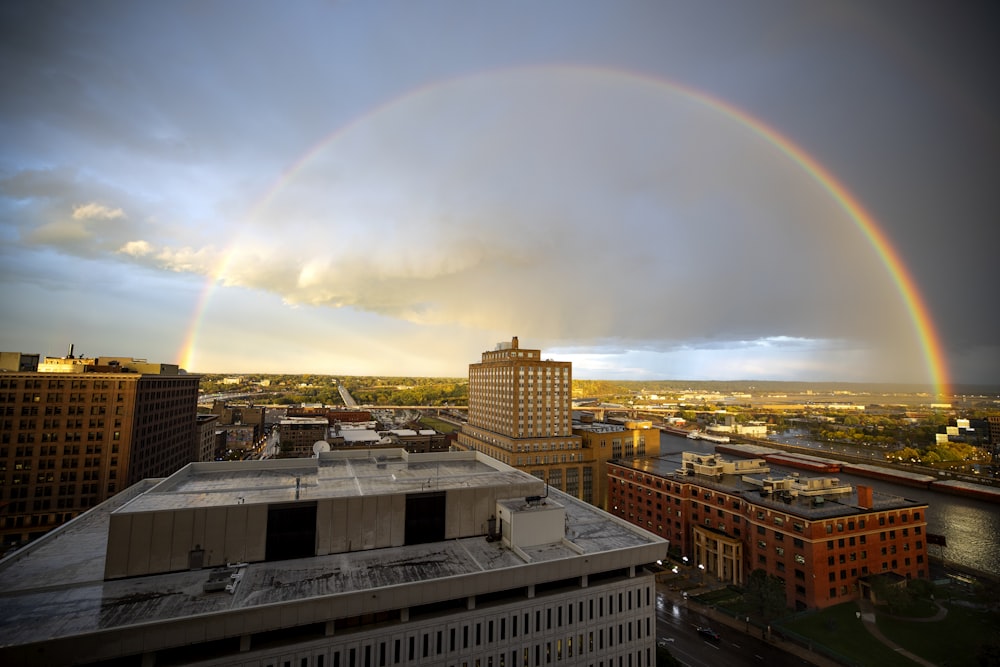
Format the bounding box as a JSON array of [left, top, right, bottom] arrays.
[[695, 587, 751, 615], [417, 416, 461, 434], [878, 602, 1000, 667], [780, 602, 918, 667]]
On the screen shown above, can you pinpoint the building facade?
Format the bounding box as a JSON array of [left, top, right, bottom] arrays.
[[0, 449, 667, 666], [0, 354, 200, 547], [196, 413, 220, 462], [0, 352, 39, 373], [573, 420, 659, 510], [276, 416, 330, 457], [608, 452, 929, 610], [457, 338, 662, 509], [458, 338, 586, 493]]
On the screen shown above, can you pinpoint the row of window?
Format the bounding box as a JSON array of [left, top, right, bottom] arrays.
[[0, 379, 125, 390]]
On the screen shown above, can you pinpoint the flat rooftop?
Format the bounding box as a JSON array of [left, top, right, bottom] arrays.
[[622, 455, 927, 519], [118, 452, 526, 513], [0, 453, 665, 649]]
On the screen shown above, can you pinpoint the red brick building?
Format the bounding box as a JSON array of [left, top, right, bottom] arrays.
[[608, 452, 928, 610]]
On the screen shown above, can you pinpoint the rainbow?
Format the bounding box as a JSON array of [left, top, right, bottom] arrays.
[[178, 65, 950, 396]]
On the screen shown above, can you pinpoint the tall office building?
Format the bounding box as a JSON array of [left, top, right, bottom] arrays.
[[0, 449, 667, 666], [0, 353, 200, 547], [457, 338, 659, 508], [458, 338, 585, 492]]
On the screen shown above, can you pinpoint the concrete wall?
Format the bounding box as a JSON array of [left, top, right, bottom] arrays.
[[506, 503, 566, 548], [316, 494, 406, 555], [105, 505, 268, 579], [446, 482, 540, 539]]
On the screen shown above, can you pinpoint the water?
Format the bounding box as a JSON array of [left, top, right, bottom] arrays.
[[657, 433, 1000, 577]]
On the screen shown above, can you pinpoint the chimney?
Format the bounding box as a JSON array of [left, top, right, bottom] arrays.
[[512, 336, 519, 349], [856, 484, 873, 509]]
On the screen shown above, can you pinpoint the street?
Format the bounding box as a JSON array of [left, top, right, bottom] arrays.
[[655, 591, 820, 667]]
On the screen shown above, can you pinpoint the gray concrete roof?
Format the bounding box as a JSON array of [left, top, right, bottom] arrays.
[[623, 455, 927, 519], [0, 457, 665, 649], [117, 453, 526, 513]]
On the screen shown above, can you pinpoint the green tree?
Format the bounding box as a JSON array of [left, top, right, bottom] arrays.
[[743, 569, 787, 622], [655, 645, 683, 667], [871, 576, 913, 614]]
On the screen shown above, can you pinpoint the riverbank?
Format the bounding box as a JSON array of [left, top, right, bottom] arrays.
[[715, 436, 1000, 504]]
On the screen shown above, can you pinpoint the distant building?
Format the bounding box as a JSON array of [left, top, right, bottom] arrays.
[[0, 352, 39, 372], [573, 419, 660, 510], [384, 428, 449, 453], [0, 449, 667, 666], [196, 413, 220, 462], [210, 401, 266, 438], [457, 337, 660, 508], [276, 416, 329, 456], [989, 416, 1000, 444], [457, 337, 583, 491], [608, 452, 929, 610], [0, 353, 200, 547]]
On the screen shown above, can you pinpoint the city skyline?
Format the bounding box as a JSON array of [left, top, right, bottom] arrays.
[[1, 2, 997, 389]]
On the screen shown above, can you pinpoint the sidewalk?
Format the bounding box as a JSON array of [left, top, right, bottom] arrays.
[[656, 577, 842, 667]]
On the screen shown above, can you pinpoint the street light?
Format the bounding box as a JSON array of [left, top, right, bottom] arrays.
[[698, 563, 705, 585]]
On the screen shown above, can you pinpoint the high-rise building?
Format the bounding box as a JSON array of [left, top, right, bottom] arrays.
[[608, 452, 929, 610], [0, 449, 667, 666], [457, 338, 659, 507], [0, 353, 200, 547], [457, 337, 584, 487]]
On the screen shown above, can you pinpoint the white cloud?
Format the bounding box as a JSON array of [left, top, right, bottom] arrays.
[[119, 240, 153, 256], [72, 202, 125, 220]]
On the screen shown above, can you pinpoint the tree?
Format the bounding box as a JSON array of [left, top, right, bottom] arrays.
[[870, 575, 912, 614], [743, 569, 787, 622], [655, 645, 683, 667]]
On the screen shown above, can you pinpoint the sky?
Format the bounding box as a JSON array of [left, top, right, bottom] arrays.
[[1, 1, 997, 391]]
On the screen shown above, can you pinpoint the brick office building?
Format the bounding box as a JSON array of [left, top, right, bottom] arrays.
[[457, 337, 586, 495], [457, 338, 661, 509], [608, 452, 929, 610], [0, 353, 200, 547]]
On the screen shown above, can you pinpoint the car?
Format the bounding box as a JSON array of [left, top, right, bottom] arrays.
[[696, 626, 721, 641]]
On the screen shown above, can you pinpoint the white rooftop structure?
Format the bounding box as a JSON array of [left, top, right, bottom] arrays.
[[0, 449, 667, 666], [339, 428, 382, 444]]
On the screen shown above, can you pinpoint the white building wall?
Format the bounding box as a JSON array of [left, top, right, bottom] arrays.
[[185, 574, 657, 667]]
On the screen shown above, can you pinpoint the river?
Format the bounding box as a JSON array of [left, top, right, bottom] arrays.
[[657, 433, 1000, 577]]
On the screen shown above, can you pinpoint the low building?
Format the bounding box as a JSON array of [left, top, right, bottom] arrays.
[[0, 449, 667, 666], [0, 352, 39, 372], [276, 416, 329, 457], [608, 452, 928, 610], [196, 413, 220, 462], [384, 428, 449, 453], [572, 419, 660, 510]]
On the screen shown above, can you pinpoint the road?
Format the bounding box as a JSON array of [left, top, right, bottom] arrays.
[[338, 383, 358, 407], [655, 592, 819, 667]]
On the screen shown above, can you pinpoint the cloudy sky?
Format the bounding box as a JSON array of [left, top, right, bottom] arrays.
[[1, 1, 996, 389]]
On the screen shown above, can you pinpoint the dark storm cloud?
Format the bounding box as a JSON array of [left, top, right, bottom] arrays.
[[0, 0, 995, 383]]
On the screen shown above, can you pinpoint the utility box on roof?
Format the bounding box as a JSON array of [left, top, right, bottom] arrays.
[[496, 496, 565, 549]]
